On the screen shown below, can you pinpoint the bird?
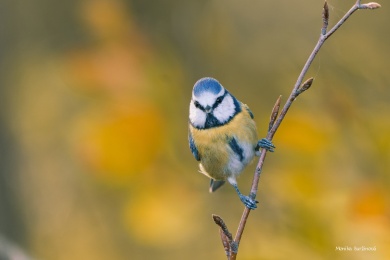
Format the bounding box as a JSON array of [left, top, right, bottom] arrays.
[[188, 77, 275, 209]]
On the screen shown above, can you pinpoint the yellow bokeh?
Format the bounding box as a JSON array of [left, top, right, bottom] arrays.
[[123, 186, 200, 247], [74, 102, 164, 183], [276, 112, 335, 154]]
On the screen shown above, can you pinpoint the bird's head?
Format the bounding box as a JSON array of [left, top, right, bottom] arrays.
[[189, 77, 240, 129]]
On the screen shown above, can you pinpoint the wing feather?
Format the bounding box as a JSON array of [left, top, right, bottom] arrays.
[[188, 129, 201, 161]]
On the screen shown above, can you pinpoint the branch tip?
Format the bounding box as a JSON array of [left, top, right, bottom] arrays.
[[360, 2, 381, 9], [213, 214, 236, 258], [322, 1, 329, 35], [212, 214, 233, 241], [323, 1, 329, 20]]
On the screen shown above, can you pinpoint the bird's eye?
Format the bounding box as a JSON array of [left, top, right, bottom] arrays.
[[216, 97, 223, 104], [194, 101, 201, 108]]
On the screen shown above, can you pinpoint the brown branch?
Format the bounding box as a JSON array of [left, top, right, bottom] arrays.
[[212, 1, 381, 259], [212, 214, 237, 258]]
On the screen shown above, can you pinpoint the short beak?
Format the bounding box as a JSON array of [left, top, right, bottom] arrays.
[[205, 105, 212, 113]]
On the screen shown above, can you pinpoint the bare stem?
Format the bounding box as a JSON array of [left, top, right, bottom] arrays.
[[226, 1, 381, 259]]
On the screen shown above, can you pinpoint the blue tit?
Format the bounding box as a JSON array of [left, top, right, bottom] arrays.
[[188, 77, 275, 209]]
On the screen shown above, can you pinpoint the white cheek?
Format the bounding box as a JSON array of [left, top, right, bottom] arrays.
[[213, 95, 235, 123], [189, 102, 206, 127]]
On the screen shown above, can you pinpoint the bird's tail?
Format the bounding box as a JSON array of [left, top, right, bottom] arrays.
[[209, 179, 225, 193]]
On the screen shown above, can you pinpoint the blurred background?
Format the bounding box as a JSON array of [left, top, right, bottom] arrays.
[[0, 0, 389, 259]]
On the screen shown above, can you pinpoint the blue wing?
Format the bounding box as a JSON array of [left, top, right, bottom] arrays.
[[244, 104, 254, 119], [188, 130, 200, 161], [229, 137, 244, 162]]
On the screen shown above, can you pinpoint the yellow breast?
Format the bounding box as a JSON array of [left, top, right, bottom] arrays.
[[189, 105, 258, 180]]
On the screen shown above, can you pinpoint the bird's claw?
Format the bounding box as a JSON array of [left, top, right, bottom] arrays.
[[239, 195, 258, 210], [257, 138, 275, 152]]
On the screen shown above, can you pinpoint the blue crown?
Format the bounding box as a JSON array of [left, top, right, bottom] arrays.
[[193, 77, 223, 97]]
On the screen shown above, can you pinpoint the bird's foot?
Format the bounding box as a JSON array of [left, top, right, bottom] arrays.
[[239, 194, 258, 210], [256, 138, 275, 152]]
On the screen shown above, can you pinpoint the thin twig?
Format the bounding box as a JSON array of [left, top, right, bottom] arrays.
[[212, 215, 233, 243], [212, 214, 237, 257], [219, 229, 231, 259], [226, 1, 381, 259]]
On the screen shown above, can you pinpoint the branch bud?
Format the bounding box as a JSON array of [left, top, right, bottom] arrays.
[[212, 214, 233, 241], [268, 95, 281, 132], [297, 77, 314, 95], [360, 2, 381, 9], [322, 1, 329, 35]]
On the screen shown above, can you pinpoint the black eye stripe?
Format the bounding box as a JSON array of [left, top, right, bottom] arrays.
[[192, 91, 227, 112], [212, 92, 227, 109], [190, 90, 241, 130], [193, 100, 205, 111]]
